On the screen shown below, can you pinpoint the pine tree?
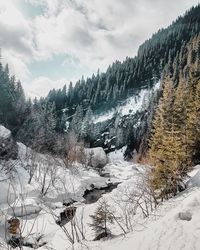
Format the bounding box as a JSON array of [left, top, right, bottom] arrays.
[[149, 77, 188, 198], [70, 105, 84, 136], [90, 199, 114, 240], [81, 106, 93, 141], [149, 35, 200, 198], [149, 78, 174, 161]]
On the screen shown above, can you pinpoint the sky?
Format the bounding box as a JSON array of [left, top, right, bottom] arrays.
[[0, 0, 199, 98]]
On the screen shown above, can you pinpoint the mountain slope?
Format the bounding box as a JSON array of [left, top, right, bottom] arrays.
[[47, 4, 200, 116]]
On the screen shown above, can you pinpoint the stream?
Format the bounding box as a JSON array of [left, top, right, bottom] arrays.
[[83, 182, 121, 204]]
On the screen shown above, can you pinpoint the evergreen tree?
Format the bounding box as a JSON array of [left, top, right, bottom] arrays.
[[70, 105, 84, 136], [48, 5, 200, 115], [81, 106, 93, 141], [90, 199, 114, 239], [149, 35, 200, 198]]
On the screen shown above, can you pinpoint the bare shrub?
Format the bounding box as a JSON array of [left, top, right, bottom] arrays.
[[111, 169, 158, 233]]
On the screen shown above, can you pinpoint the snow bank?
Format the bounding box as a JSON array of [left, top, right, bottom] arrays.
[[0, 125, 11, 139], [187, 165, 200, 187], [6, 198, 42, 217], [107, 147, 126, 162], [2, 130, 200, 250]]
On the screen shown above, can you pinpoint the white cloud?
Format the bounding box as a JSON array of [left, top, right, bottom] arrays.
[[24, 76, 66, 98], [0, 0, 199, 97], [2, 50, 30, 80], [0, 0, 35, 80], [32, 0, 200, 70]]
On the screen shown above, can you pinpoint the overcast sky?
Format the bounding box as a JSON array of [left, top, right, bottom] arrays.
[[0, 0, 199, 98]]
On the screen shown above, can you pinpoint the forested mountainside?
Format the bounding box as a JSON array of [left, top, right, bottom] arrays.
[[47, 5, 200, 114], [149, 34, 200, 197], [0, 5, 200, 157], [1, 4, 200, 250]]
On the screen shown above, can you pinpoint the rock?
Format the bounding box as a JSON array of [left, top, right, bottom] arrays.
[[94, 231, 112, 241], [0, 125, 18, 160], [7, 218, 20, 235], [56, 207, 77, 226], [178, 211, 192, 221], [7, 235, 47, 249], [63, 199, 76, 207], [8, 236, 24, 248], [85, 147, 108, 169]]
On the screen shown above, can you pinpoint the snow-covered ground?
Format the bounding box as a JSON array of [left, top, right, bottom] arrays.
[[1, 142, 200, 250], [96, 165, 200, 250]]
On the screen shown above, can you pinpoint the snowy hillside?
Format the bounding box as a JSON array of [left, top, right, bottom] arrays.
[[94, 81, 160, 124], [96, 166, 200, 250], [1, 131, 200, 250]]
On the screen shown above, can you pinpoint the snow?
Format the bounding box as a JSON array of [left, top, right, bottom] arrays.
[[42, 158, 200, 250], [0, 125, 11, 139], [1, 138, 200, 250], [96, 164, 200, 250], [187, 165, 200, 187], [95, 112, 114, 124], [94, 81, 160, 124], [64, 121, 70, 131], [101, 188, 200, 250], [107, 147, 126, 161]]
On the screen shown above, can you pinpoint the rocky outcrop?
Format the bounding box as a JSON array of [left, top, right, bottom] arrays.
[[85, 147, 108, 169], [91, 111, 143, 154], [0, 125, 18, 160]]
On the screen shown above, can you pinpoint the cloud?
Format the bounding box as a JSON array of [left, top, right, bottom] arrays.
[[32, 0, 200, 70], [24, 76, 66, 98], [0, 0, 199, 97], [0, 0, 35, 80], [2, 50, 30, 80]]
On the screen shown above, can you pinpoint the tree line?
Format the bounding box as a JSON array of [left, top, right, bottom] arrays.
[[148, 34, 200, 198], [0, 5, 199, 158]]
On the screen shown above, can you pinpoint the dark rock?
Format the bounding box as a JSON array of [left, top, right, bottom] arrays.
[[8, 235, 47, 249], [100, 172, 110, 178], [56, 206, 77, 226], [90, 184, 95, 189], [8, 236, 23, 248], [7, 218, 20, 235], [178, 211, 192, 221], [63, 199, 76, 207], [94, 231, 112, 241]]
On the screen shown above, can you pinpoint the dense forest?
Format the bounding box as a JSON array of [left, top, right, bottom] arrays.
[[0, 5, 199, 164], [46, 5, 200, 114], [149, 35, 200, 197], [1, 3, 200, 249]]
